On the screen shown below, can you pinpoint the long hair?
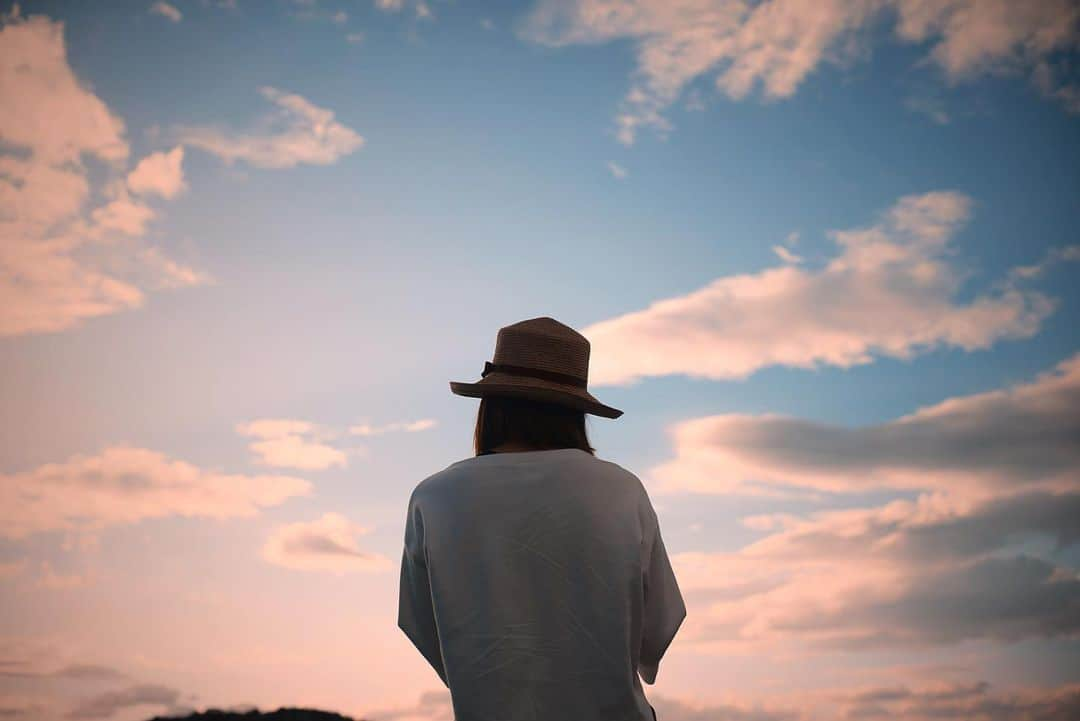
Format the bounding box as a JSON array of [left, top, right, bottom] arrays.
[[474, 395, 595, 456]]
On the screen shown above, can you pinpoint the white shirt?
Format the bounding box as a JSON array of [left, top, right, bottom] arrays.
[[398, 447, 686, 721]]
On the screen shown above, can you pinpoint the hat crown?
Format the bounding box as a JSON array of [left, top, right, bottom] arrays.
[[492, 317, 590, 381]]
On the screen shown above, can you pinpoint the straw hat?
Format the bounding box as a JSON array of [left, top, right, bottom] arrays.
[[449, 317, 623, 419]]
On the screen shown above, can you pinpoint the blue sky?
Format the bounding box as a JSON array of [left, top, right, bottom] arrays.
[[1, 1, 1079, 720]]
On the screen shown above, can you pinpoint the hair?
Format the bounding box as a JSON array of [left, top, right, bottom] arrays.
[[474, 395, 595, 457]]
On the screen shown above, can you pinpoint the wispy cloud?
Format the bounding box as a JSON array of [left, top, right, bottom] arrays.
[[234, 416, 436, 468], [262, 512, 394, 574], [522, 0, 1080, 144], [0, 446, 310, 539], [178, 86, 364, 169], [0, 10, 208, 337], [349, 418, 438, 436], [376, 0, 433, 20], [68, 683, 188, 719], [607, 161, 628, 179], [771, 244, 801, 264], [583, 191, 1056, 386], [149, 2, 182, 23]]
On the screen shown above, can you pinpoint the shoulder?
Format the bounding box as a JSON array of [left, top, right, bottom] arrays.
[[592, 455, 650, 500], [407, 460, 470, 507]]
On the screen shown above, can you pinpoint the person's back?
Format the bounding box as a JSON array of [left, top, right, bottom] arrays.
[[397, 316, 686, 721], [399, 446, 685, 720]]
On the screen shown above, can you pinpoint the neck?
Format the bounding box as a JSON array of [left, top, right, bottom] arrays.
[[489, 442, 548, 453]]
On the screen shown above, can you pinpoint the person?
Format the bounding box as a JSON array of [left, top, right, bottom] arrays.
[[398, 316, 686, 721]]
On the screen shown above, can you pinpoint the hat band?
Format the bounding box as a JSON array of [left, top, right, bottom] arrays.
[[481, 360, 587, 388]]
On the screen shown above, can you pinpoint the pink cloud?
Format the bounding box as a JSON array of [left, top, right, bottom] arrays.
[[262, 512, 394, 574], [649, 351, 1080, 496], [0, 10, 207, 337], [236, 418, 349, 471], [178, 87, 364, 169], [584, 192, 1054, 387], [126, 146, 187, 199], [0, 446, 311, 539], [523, 0, 1080, 144]]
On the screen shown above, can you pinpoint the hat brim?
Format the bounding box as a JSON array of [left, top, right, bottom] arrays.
[[449, 372, 623, 419]]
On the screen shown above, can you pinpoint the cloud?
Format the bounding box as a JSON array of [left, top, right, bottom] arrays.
[[832, 681, 1080, 720], [904, 93, 951, 124], [522, 0, 1080, 144], [362, 684, 1080, 721], [583, 191, 1055, 386], [672, 499, 1080, 652], [650, 351, 1080, 496], [149, 2, 182, 23], [67, 683, 185, 719], [375, 0, 433, 20], [608, 160, 629, 179], [0, 695, 52, 721], [653, 351, 1080, 654], [36, 561, 93, 590], [771, 244, 801, 264], [236, 418, 349, 471], [0, 560, 25, 579], [262, 512, 394, 574], [178, 86, 364, 168], [234, 416, 436, 469], [126, 146, 186, 198], [645, 693, 800, 721], [0, 10, 208, 337], [1007, 243, 1080, 281], [348, 418, 438, 436], [893, 1, 1079, 81], [0, 446, 311, 539]]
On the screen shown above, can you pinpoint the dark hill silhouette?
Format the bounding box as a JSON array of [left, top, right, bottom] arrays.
[[147, 708, 365, 721]]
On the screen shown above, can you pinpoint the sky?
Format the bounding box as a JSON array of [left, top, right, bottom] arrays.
[[1, 0, 1079, 719]]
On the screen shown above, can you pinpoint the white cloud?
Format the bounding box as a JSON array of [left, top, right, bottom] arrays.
[[149, 2, 182, 23], [607, 160, 629, 179], [349, 418, 438, 436], [178, 86, 364, 169], [262, 512, 394, 574], [127, 146, 187, 199], [0, 10, 208, 337], [582, 191, 1055, 386], [0, 446, 311, 539], [236, 419, 348, 471], [522, 0, 1080, 144]]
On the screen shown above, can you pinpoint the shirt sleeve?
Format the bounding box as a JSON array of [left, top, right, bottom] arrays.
[[397, 491, 449, 687], [638, 501, 686, 685]]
